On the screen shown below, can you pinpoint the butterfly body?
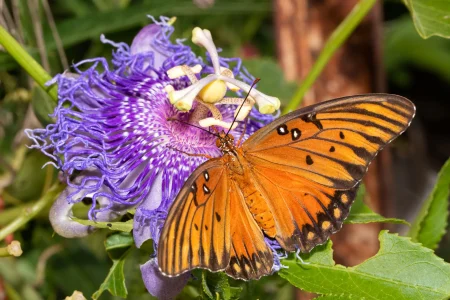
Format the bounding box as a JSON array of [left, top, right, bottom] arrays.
[[221, 146, 278, 238], [158, 94, 416, 281]]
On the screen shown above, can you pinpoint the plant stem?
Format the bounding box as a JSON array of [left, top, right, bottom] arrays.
[[282, 0, 377, 114], [0, 26, 57, 102], [0, 184, 64, 241], [0, 204, 30, 226]]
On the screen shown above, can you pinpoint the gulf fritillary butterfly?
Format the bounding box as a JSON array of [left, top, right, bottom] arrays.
[[158, 94, 415, 280]]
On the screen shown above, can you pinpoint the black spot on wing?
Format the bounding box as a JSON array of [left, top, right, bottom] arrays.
[[301, 113, 323, 130], [291, 128, 301, 141], [203, 183, 210, 195], [306, 155, 314, 165], [215, 212, 221, 222], [277, 124, 289, 135]]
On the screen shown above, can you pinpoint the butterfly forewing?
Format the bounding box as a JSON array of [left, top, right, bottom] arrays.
[[158, 157, 274, 280], [158, 159, 231, 276], [243, 94, 415, 189], [242, 94, 414, 252]]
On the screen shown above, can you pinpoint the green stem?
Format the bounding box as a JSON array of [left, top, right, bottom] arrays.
[[0, 26, 57, 102], [0, 184, 64, 241], [0, 204, 30, 226], [282, 0, 377, 114]]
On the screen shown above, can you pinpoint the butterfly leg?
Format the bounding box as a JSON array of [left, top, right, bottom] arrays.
[[236, 117, 248, 146]]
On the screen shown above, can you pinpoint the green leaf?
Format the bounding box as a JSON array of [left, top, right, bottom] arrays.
[[31, 85, 55, 126], [280, 231, 450, 299], [5, 150, 52, 202], [385, 17, 450, 85], [105, 232, 134, 252], [316, 295, 357, 300], [345, 211, 409, 225], [202, 271, 235, 300], [243, 58, 296, 106], [345, 186, 409, 225], [402, 0, 450, 39], [0, 2, 272, 72], [229, 286, 244, 300], [71, 217, 133, 232], [409, 158, 450, 249], [92, 248, 131, 299]]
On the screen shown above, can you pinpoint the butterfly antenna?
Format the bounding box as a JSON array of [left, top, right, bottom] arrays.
[[226, 78, 260, 136], [167, 117, 220, 138]]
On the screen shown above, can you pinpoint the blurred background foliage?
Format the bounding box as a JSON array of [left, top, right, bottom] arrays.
[[0, 0, 449, 299]]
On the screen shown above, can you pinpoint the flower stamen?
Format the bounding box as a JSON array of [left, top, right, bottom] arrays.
[[165, 27, 280, 129]]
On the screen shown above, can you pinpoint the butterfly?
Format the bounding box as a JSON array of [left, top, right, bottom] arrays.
[[158, 94, 415, 280]]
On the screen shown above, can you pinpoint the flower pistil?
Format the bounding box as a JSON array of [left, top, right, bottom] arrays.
[[165, 27, 281, 129]]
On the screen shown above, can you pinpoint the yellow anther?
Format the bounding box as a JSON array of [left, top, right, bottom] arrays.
[[198, 80, 227, 104], [164, 85, 176, 104], [165, 85, 194, 111], [174, 100, 192, 111], [259, 103, 278, 114]]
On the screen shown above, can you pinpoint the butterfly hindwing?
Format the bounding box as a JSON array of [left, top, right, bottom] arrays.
[[225, 181, 273, 280], [158, 159, 231, 276], [243, 94, 414, 252], [248, 164, 359, 251]]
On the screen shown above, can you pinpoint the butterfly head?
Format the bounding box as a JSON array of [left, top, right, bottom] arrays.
[[216, 132, 236, 154]]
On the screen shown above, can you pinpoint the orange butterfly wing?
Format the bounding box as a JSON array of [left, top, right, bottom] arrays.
[[225, 180, 273, 280], [158, 159, 273, 280], [159, 93, 415, 279], [242, 94, 415, 252], [158, 159, 231, 276]]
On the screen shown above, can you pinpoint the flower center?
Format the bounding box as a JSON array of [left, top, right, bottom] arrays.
[[164, 27, 280, 129]]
